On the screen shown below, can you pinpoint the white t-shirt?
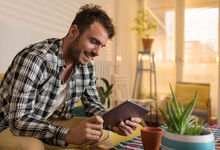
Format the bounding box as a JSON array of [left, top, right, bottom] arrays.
[[48, 72, 72, 117]]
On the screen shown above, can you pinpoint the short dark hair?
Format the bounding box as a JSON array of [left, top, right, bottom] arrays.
[[71, 4, 115, 39]]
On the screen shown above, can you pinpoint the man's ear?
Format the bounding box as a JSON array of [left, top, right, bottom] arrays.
[[68, 24, 79, 40]]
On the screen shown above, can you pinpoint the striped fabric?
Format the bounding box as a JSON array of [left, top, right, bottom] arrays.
[[111, 126, 220, 150], [111, 136, 144, 149]]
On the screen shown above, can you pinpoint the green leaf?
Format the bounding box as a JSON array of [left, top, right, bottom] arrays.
[[187, 118, 196, 126], [97, 87, 104, 93], [166, 100, 179, 133], [170, 101, 180, 132], [107, 98, 110, 108], [105, 85, 113, 96], [101, 78, 110, 88], [169, 83, 181, 118], [179, 90, 197, 125], [159, 108, 171, 130], [132, 10, 157, 38], [100, 97, 106, 105], [97, 78, 114, 108], [180, 100, 184, 113]]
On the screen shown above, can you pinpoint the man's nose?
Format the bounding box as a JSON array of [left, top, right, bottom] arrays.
[[92, 46, 101, 57]]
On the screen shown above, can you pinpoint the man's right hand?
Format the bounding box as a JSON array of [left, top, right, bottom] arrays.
[[65, 115, 103, 145]]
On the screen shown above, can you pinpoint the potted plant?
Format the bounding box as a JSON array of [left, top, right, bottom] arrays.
[[159, 84, 215, 150], [132, 10, 157, 51], [97, 78, 113, 109]]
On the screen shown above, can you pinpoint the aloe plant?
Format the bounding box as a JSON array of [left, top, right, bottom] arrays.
[[160, 84, 202, 135]]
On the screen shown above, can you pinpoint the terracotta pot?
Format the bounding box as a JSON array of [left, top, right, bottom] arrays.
[[142, 38, 154, 51], [141, 127, 163, 150]]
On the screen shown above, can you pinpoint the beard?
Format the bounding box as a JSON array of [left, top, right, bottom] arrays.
[[68, 37, 90, 66]]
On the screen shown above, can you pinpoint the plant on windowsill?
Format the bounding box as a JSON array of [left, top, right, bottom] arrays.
[[97, 78, 113, 109], [132, 9, 157, 51], [159, 84, 215, 150]]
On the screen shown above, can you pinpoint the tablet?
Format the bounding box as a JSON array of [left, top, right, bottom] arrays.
[[102, 100, 150, 126]]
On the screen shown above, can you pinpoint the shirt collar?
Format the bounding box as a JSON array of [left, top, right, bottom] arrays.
[[57, 38, 66, 68]]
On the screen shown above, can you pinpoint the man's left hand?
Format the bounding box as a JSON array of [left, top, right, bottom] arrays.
[[112, 117, 141, 136]]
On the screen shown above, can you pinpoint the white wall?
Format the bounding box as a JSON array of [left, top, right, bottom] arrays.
[[0, 0, 80, 72], [0, 0, 119, 72], [0, 0, 138, 97], [115, 0, 138, 95]]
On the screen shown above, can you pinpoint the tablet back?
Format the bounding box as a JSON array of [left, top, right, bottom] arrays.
[[102, 100, 150, 126]]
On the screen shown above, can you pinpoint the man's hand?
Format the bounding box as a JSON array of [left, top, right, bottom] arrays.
[[112, 117, 141, 136], [65, 115, 103, 145]]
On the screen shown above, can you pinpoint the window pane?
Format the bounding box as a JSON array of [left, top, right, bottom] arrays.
[[184, 6, 219, 117]]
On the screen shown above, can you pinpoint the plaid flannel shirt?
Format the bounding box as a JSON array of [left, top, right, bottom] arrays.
[[0, 38, 108, 146]]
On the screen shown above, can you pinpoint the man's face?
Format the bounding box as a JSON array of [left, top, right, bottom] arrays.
[[69, 22, 109, 65]]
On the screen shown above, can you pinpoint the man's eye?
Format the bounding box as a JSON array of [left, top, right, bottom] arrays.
[[90, 40, 96, 44]]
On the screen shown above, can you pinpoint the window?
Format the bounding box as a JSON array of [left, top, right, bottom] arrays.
[[145, 0, 219, 118], [184, 7, 219, 117]]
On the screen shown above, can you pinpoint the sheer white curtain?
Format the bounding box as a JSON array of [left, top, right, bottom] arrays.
[[183, 5, 219, 118], [145, 0, 219, 118], [141, 0, 176, 99]]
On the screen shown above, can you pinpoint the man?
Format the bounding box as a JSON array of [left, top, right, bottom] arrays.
[[0, 4, 141, 150]]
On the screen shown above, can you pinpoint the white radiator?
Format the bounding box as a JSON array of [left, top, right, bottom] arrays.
[[94, 59, 113, 87]]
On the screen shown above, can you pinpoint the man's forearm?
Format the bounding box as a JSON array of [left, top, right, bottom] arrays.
[[9, 116, 69, 146]]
